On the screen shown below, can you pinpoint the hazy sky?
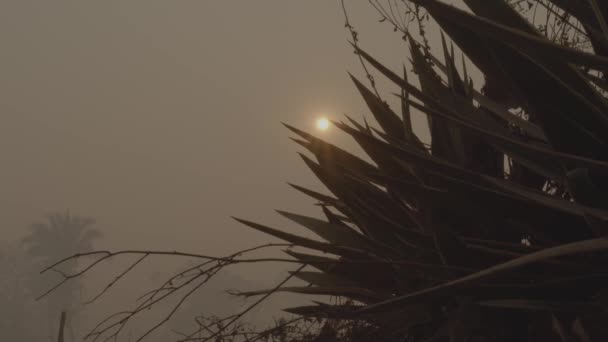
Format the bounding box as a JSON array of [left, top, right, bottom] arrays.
[[1, 1, 429, 279]]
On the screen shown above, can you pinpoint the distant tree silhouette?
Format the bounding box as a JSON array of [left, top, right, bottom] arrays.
[[23, 211, 100, 262], [22, 210, 101, 341]]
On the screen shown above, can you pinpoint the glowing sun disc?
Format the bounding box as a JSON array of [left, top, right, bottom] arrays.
[[316, 117, 330, 130]]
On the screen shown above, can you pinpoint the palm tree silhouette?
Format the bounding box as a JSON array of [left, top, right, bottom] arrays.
[[22, 211, 100, 262], [22, 210, 101, 341]]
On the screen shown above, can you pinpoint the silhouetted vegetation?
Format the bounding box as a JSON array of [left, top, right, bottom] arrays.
[[34, 1, 608, 341], [0, 211, 100, 341], [23, 211, 101, 340]]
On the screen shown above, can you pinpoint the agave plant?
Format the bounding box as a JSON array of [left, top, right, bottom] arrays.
[[233, 1, 608, 341]]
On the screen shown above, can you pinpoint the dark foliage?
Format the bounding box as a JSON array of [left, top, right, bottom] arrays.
[[234, 1, 608, 341]]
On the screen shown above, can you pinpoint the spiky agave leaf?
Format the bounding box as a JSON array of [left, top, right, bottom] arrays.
[[358, 238, 608, 314], [275, 210, 373, 250], [231, 1, 608, 340]]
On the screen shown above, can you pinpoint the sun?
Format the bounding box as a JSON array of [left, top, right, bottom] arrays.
[[316, 117, 330, 131]]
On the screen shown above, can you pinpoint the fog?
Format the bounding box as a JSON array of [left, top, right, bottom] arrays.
[[1, 1, 431, 340]]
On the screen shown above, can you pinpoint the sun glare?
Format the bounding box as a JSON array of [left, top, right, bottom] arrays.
[[316, 117, 330, 131]]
